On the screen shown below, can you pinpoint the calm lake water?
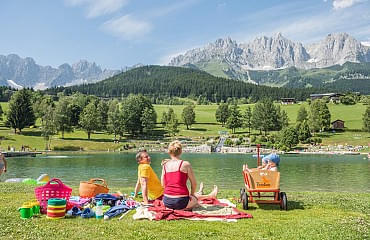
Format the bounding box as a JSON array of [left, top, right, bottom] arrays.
[[2, 153, 369, 192]]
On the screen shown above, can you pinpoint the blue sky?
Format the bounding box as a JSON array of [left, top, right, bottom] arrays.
[[0, 0, 369, 69]]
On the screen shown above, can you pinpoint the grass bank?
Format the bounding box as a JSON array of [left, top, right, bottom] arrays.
[[0, 102, 369, 151], [0, 183, 369, 240]]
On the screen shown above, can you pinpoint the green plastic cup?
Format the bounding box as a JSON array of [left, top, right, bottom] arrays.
[[32, 205, 40, 215], [19, 206, 32, 219]]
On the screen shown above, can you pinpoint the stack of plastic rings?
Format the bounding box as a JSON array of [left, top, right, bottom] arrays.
[[47, 198, 66, 219]]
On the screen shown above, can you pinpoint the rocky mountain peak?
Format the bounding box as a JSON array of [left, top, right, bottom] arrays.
[[169, 32, 370, 71], [213, 37, 236, 48], [0, 54, 120, 89]]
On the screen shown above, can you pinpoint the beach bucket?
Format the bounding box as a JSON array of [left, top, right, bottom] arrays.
[[19, 204, 33, 219], [47, 198, 66, 219]]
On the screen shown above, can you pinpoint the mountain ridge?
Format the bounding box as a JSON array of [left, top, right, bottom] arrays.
[[0, 54, 121, 89], [169, 33, 370, 81]]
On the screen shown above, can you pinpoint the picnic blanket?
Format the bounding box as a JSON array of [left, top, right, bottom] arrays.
[[133, 198, 252, 222]]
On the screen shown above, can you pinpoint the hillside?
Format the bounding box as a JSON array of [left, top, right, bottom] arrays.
[[247, 62, 370, 93], [46, 65, 322, 101]]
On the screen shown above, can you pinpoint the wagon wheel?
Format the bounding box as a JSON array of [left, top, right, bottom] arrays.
[[240, 188, 245, 201], [241, 191, 248, 210], [280, 192, 288, 211]]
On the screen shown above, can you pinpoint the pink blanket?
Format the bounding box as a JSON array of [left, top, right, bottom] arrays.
[[148, 198, 252, 221]]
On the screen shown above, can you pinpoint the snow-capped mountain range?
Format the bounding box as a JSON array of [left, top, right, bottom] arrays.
[[0, 54, 121, 89], [169, 33, 370, 79]]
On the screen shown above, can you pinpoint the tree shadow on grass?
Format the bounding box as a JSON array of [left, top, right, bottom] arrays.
[[20, 131, 42, 137], [0, 136, 14, 141], [61, 137, 115, 143], [188, 128, 207, 131]]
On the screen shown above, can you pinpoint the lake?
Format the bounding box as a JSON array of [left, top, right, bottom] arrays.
[[2, 153, 369, 192]]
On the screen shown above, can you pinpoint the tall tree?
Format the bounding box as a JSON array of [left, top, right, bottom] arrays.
[[251, 99, 277, 135], [97, 100, 109, 131], [164, 108, 179, 136], [6, 89, 35, 133], [296, 105, 308, 123], [319, 102, 331, 131], [0, 104, 3, 121], [243, 106, 252, 135], [107, 100, 124, 140], [226, 104, 242, 134], [79, 102, 100, 140], [54, 97, 73, 139], [276, 105, 289, 130], [182, 105, 196, 130], [296, 120, 311, 143], [215, 103, 229, 127], [279, 127, 299, 150], [363, 105, 370, 132], [308, 100, 322, 133], [33, 95, 54, 125], [141, 107, 157, 134], [121, 94, 155, 135], [41, 105, 57, 150]]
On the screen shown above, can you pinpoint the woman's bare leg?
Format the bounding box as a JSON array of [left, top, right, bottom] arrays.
[[196, 182, 204, 195], [194, 185, 218, 200]]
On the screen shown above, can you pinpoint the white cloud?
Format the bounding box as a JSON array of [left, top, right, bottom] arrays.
[[65, 0, 128, 18], [332, 0, 363, 10], [101, 15, 152, 40]]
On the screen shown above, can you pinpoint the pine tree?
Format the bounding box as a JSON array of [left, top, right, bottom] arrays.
[[182, 105, 196, 130], [164, 108, 179, 136], [6, 89, 35, 133], [243, 106, 252, 135], [363, 105, 370, 132], [226, 104, 242, 134], [319, 102, 331, 131], [215, 103, 229, 127], [296, 105, 308, 123], [297, 120, 311, 143]]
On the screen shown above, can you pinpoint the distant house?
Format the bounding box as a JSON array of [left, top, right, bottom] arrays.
[[281, 98, 296, 104], [310, 93, 344, 103], [331, 119, 345, 130]]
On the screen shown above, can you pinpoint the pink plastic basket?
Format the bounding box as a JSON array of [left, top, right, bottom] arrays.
[[34, 178, 72, 213]]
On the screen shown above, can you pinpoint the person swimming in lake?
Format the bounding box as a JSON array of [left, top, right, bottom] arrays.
[[161, 140, 218, 210], [0, 153, 7, 176]]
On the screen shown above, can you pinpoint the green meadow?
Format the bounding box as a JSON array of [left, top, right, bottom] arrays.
[[0, 102, 369, 151], [0, 183, 368, 240]]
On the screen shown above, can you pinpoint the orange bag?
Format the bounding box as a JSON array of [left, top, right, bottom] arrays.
[[79, 178, 109, 198]]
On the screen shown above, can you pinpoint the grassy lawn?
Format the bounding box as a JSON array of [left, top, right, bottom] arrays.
[[0, 102, 369, 151], [0, 183, 369, 240]]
